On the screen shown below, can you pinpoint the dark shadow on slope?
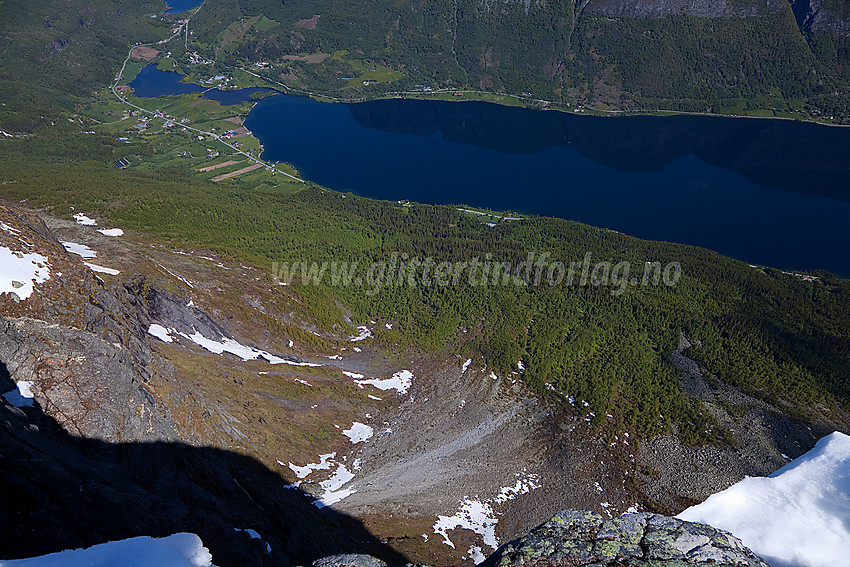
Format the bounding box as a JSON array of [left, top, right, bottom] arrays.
[[0, 369, 409, 567], [348, 98, 850, 202]]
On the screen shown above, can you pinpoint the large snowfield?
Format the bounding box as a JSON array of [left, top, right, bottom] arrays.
[[0, 533, 214, 567], [679, 431, 850, 567]]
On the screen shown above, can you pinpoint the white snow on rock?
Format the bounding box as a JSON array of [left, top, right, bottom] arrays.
[[60, 241, 97, 259], [234, 529, 271, 554], [342, 422, 374, 444], [288, 453, 336, 479], [468, 545, 486, 565], [147, 324, 174, 343], [3, 380, 35, 408], [145, 325, 322, 368], [0, 247, 51, 300], [0, 533, 214, 567], [342, 370, 364, 379], [354, 370, 413, 395], [493, 473, 541, 504], [314, 462, 357, 508], [287, 453, 359, 508], [84, 262, 120, 275], [98, 228, 124, 237], [73, 213, 97, 226], [462, 358, 472, 373], [1, 222, 21, 234], [678, 431, 850, 567], [434, 471, 542, 553], [349, 326, 372, 341], [434, 498, 499, 550]]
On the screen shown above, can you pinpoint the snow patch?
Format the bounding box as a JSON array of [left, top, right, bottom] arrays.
[[678, 431, 850, 567], [73, 213, 97, 226], [98, 228, 124, 237], [60, 241, 97, 259], [434, 471, 541, 552], [234, 528, 271, 554], [0, 533, 213, 567], [342, 370, 364, 379], [288, 453, 336, 479], [0, 247, 51, 300], [462, 358, 472, 373], [3, 381, 35, 408], [350, 326, 372, 341], [314, 462, 357, 508], [147, 324, 174, 343], [342, 422, 374, 444], [154, 326, 322, 367], [468, 546, 486, 565], [1, 222, 21, 234], [493, 473, 541, 504], [433, 499, 499, 550], [84, 262, 120, 275], [355, 370, 413, 395]]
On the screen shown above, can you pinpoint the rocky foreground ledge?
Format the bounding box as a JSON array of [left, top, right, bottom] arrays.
[[485, 509, 770, 567], [311, 509, 770, 567]]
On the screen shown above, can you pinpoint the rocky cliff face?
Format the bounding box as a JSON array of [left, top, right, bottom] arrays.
[[486, 509, 770, 567], [0, 203, 406, 565], [792, 0, 850, 35], [582, 0, 788, 18]]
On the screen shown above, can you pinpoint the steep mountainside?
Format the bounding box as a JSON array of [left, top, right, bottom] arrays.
[[188, 0, 850, 118]]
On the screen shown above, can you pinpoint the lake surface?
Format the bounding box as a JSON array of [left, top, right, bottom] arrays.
[[245, 94, 850, 276], [165, 0, 203, 13], [128, 64, 272, 105]]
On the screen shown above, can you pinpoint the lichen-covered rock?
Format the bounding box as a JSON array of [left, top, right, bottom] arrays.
[[313, 554, 388, 567], [486, 509, 770, 567]]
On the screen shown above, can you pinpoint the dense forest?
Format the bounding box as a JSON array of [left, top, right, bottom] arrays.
[[0, 0, 170, 131]]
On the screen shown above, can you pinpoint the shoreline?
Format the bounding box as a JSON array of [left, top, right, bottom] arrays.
[[233, 66, 848, 129]]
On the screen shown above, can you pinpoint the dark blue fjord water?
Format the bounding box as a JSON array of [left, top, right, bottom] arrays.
[[164, 0, 203, 13], [245, 94, 850, 276], [128, 64, 272, 105]]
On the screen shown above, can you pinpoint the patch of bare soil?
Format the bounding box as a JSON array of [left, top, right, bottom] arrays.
[[211, 163, 263, 181], [197, 160, 242, 173], [131, 46, 159, 61], [295, 14, 321, 30], [283, 53, 330, 64]]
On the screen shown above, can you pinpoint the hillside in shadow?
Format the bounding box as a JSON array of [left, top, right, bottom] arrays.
[[349, 98, 850, 202], [0, 361, 409, 566]]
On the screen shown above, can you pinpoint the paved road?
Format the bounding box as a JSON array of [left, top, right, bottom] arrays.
[[110, 8, 303, 183]]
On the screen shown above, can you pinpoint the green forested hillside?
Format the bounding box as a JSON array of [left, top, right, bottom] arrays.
[[0, 0, 170, 131], [2, 136, 848, 444], [186, 0, 850, 119]]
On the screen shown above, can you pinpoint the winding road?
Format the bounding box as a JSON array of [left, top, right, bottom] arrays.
[[110, 6, 303, 183]]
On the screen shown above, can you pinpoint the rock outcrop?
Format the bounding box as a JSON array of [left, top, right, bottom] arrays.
[[582, 0, 788, 19], [792, 0, 850, 36], [486, 509, 770, 567]]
